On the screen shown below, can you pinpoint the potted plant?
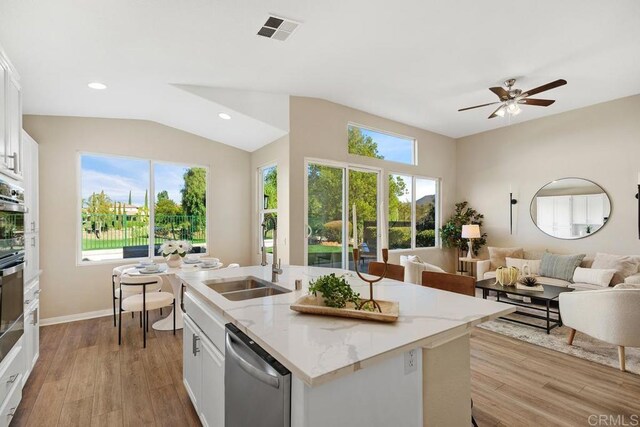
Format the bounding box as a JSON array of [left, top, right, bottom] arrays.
[[440, 202, 487, 258], [159, 239, 192, 268]]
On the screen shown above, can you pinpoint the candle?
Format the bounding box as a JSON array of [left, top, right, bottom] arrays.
[[352, 203, 357, 248]]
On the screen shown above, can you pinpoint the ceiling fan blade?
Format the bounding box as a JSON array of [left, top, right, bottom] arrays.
[[488, 105, 505, 119], [458, 101, 501, 112], [489, 87, 510, 101], [518, 98, 555, 107], [523, 79, 567, 97]]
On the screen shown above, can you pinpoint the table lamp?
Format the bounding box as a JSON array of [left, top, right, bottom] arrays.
[[461, 224, 481, 259]]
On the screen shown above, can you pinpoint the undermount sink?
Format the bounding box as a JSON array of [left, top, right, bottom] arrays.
[[204, 276, 291, 301]]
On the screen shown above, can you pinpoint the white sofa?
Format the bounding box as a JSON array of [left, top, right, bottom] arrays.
[[476, 254, 640, 291], [399, 255, 445, 285], [559, 284, 640, 371]]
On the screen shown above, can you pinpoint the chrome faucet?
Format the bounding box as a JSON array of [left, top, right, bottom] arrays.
[[261, 217, 282, 282]]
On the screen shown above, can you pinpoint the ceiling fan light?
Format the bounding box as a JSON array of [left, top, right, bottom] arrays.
[[496, 107, 506, 117], [511, 104, 522, 115]]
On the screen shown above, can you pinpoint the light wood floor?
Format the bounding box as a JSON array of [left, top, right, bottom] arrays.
[[11, 315, 640, 426]]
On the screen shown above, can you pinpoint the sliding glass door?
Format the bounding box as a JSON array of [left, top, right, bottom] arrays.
[[306, 161, 380, 271]]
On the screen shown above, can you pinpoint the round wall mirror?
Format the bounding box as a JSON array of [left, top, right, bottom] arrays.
[[530, 178, 611, 240]]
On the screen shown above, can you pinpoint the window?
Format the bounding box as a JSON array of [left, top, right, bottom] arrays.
[[348, 124, 416, 165], [388, 174, 438, 250], [80, 154, 207, 262], [258, 165, 277, 253]]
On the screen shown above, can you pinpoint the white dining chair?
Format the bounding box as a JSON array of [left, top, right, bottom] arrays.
[[118, 275, 175, 348], [112, 264, 140, 327]]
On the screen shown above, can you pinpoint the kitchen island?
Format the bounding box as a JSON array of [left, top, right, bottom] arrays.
[[178, 265, 514, 427]]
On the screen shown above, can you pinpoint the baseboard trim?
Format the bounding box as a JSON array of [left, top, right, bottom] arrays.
[[41, 309, 112, 326]]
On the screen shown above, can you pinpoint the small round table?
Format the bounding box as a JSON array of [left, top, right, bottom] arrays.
[[125, 262, 223, 330]]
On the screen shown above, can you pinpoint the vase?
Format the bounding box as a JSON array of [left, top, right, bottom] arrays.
[[165, 254, 183, 268]]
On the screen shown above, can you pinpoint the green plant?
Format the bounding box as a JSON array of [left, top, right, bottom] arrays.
[[440, 202, 487, 256], [308, 273, 360, 309]]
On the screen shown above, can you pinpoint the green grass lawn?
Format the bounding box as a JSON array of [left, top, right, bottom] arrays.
[[82, 238, 206, 251], [307, 244, 352, 253]]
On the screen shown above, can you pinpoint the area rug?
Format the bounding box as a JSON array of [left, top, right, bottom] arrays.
[[477, 309, 640, 375]]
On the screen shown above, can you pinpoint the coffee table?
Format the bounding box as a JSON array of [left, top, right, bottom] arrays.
[[475, 278, 574, 334]]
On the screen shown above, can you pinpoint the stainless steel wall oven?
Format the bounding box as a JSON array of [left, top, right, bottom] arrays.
[[0, 178, 26, 363]]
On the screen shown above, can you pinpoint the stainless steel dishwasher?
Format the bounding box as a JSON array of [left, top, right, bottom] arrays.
[[225, 323, 291, 427]]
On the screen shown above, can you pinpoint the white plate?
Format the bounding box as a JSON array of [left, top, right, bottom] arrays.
[[199, 263, 222, 270], [183, 259, 201, 264], [139, 266, 166, 274]]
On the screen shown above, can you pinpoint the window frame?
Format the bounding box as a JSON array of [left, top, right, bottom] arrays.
[[387, 172, 441, 252], [76, 151, 210, 266], [257, 163, 278, 255], [347, 122, 418, 166]]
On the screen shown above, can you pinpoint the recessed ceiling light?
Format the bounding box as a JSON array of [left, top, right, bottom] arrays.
[[218, 113, 231, 120], [88, 82, 107, 90]]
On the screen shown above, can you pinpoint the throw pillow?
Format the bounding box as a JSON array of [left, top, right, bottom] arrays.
[[624, 274, 640, 285], [506, 257, 542, 276], [539, 253, 586, 283], [407, 255, 423, 263], [591, 253, 640, 285], [572, 267, 617, 287], [488, 247, 524, 271]]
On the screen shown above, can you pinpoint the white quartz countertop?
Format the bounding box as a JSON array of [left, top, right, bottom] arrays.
[[178, 265, 514, 387]]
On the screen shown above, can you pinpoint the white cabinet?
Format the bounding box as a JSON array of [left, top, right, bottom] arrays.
[[183, 315, 202, 410], [182, 291, 225, 427], [0, 46, 22, 179], [23, 131, 39, 234], [572, 195, 587, 224], [200, 333, 225, 427], [23, 280, 40, 385], [0, 338, 23, 427]]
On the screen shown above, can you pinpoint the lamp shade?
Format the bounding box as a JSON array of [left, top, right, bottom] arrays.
[[461, 224, 481, 239]]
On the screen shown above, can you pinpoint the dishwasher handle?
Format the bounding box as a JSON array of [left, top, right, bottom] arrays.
[[225, 333, 280, 389]]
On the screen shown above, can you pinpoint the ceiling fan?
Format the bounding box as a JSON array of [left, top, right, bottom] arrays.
[[458, 78, 567, 119]]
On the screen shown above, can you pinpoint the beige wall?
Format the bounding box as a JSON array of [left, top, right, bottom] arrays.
[[250, 135, 290, 265], [24, 116, 252, 320], [288, 97, 458, 270], [456, 95, 640, 257]]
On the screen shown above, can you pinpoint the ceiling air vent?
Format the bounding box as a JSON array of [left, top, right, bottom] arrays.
[[257, 15, 300, 41]]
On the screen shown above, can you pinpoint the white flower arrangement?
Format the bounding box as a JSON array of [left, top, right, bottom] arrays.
[[159, 240, 192, 258]]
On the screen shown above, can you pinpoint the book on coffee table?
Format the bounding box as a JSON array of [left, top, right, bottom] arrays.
[[515, 283, 544, 292]]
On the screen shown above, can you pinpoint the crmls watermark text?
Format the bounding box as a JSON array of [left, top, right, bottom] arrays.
[[588, 415, 640, 426]]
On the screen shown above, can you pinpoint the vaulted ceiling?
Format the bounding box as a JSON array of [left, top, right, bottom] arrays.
[[1, 0, 639, 150]]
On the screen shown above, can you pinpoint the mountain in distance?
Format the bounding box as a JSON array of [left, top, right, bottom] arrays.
[[417, 194, 435, 207]]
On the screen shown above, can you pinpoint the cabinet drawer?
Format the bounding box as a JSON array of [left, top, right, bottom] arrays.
[[24, 279, 40, 306], [0, 377, 21, 427], [183, 291, 226, 355], [0, 340, 23, 406]]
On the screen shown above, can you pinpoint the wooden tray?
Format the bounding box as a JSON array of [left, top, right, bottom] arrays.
[[290, 295, 399, 323]]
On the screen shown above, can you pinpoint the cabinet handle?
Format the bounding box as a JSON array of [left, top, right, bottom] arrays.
[[25, 299, 31, 305], [31, 221, 36, 232], [31, 237, 36, 247], [192, 334, 201, 356], [32, 308, 38, 325], [181, 284, 186, 312], [7, 374, 18, 384], [7, 152, 19, 174]]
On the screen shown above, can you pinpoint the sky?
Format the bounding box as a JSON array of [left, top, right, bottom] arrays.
[[81, 155, 191, 205], [360, 128, 414, 164]]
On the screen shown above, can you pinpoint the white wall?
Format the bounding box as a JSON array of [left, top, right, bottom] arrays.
[[23, 115, 252, 320], [456, 94, 640, 257], [250, 135, 290, 265], [288, 97, 458, 270]]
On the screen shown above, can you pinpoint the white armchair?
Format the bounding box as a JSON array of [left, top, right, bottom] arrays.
[[559, 287, 640, 371], [476, 260, 492, 281]]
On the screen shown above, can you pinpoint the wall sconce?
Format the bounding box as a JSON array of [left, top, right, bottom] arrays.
[[509, 192, 518, 235]]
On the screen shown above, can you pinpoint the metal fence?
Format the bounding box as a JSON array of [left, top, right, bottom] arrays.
[[82, 213, 206, 251]]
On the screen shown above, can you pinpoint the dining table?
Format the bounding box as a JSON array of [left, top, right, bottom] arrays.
[[125, 261, 224, 331]]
